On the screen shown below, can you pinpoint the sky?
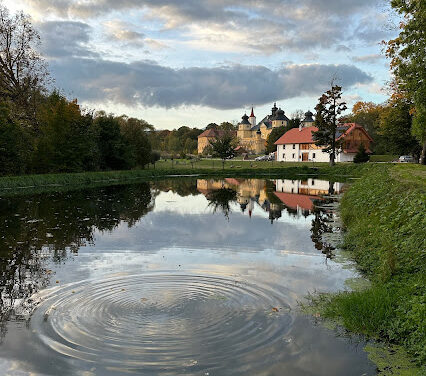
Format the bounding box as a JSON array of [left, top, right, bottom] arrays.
[[2, 0, 398, 130]]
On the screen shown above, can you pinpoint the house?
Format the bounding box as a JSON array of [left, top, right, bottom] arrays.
[[274, 122, 373, 162], [197, 128, 236, 154]]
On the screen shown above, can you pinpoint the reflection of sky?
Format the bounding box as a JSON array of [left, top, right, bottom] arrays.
[[53, 189, 359, 306], [89, 191, 312, 254], [0, 183, 374, 376]]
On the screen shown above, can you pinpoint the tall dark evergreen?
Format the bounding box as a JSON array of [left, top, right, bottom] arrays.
[[313, 85, 347, 166]]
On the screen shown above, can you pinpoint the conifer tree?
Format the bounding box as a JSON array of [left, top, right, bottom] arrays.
[[313, 85, 347, 166]]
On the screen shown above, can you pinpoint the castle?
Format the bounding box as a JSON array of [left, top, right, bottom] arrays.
[[198, 103, 315, 154]]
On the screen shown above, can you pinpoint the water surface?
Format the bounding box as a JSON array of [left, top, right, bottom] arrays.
[[0, 178, 375, 375]]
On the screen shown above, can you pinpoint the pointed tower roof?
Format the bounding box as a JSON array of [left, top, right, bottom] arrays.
[[250, 107, 255, 117]]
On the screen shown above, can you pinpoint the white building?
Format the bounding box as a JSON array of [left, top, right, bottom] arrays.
[[274, 113, 373, 163]]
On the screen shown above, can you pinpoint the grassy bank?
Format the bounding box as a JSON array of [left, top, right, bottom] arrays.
[[307, 164, 425, 372], [0, 162, 372, 195]]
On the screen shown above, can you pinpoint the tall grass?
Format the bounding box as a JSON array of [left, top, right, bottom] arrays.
[[309, 164, 426, 367]]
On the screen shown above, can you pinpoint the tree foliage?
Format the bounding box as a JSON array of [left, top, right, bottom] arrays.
[[0, 4, 48, 125], [386, 0, 426, 163], [353, 143, 370, 163], [313, 85, 347, 166], [209, 132, 236, 169]]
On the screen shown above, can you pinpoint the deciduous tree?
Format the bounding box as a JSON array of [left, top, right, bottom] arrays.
[[386, 0, 426, 163]]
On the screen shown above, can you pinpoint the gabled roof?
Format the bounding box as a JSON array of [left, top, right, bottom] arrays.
[[273, 192, 321, 211], [274, 123, 373, 145], [198, 129, 226, 138], [275, 126, 318, 145], [337, 123, 373, 142]]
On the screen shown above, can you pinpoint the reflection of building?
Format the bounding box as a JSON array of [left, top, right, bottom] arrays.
[[275, 121, 373, 162], [273, 179, 343, 213], [197, 178, 343, 220], [197, 178, 278, 221]]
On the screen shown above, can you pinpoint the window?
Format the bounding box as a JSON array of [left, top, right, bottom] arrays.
[[312, 153, 316, 159], [292, 153, 295, 159], [283, 145, 286, 149], [282, 154, 285, 160], [312, 180, 315, 185], [293, 144, 296, 149]]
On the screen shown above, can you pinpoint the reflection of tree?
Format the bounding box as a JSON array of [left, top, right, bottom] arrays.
[[0, 183, 154, 343], [310, 199, 335, 259], [206, 188, 237, 220], [152, 179, 200, 197]]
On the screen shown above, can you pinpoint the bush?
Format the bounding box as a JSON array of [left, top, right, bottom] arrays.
[[353, 143, 370, 163]]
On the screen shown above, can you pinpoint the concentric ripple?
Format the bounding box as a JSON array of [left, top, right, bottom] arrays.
[[31, 273, 293, 374]]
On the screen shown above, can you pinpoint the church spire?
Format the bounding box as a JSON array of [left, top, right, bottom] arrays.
[[250, 106, 255, 117]]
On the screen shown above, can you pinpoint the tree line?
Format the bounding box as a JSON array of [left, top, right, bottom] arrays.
[[0, 4, 158, 176]]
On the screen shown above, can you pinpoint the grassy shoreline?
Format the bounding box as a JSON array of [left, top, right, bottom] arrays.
[[306, 164, 425, 374], [0, 163, 372, 195]]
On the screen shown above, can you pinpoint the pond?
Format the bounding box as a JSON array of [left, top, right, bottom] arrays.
[[0, 177, 376, 375]]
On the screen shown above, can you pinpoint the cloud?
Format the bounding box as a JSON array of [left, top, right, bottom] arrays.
[[38, 21, 98, 58], [50, 58, 372, 109], [352, 54, 382, 63], [23, 0, 390, 54]]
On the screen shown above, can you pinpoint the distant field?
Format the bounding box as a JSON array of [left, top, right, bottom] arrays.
[[153, 159, 328, 170], [369, 155, 398, 162]]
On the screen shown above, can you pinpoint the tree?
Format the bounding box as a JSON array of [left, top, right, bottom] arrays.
[[209, 132, 236, 169], [386, 0, 426, 163], [0, 5, 48, 125], [313, 85, 348, 166], [150, 150, 161, 169], [266, 126, 286, 154], [379, 98, 420, 157], [219, 121, 236, 131], [32, 92, 95, 173], [0, 102, 30, 175], [118, 116, 152, 168], [342, 101, 387, 154], [94, 114, 132, 170], [353, 143, 370, 163], [206, 123, 219, 130]]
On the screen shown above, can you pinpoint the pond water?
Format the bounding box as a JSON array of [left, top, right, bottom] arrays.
[[0, 178, 376, 376]]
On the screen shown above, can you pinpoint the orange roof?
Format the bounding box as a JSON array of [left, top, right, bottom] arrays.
[[275, 126, 318, 145], [198, 129, 225, 138], [275, 123, 373, 145], [273, 192, 321, 211]]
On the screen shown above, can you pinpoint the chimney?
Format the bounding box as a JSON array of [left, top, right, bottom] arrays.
[[299, 121, 303, 132]]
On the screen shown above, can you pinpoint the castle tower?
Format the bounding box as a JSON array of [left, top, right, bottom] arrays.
[[249, 107, 256, 128], [237, 113, 252, 140], [271, 103, 278, 117], [272, 108, 288, 128], [300, 110, 315, 130]]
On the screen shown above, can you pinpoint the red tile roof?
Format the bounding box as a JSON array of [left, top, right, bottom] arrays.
[[273, 192, 321, 211], [274, 126, 318, 145], [198, 129, 225, 138], [198, 129, 237, 138], [275, 123, 373, 146]]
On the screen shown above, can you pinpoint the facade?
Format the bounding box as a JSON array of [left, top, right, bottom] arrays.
[[197, 128, 228, 154], [237, 104, 290, 154], [197, 103, 291, 155], [275, 121, 372, 163]]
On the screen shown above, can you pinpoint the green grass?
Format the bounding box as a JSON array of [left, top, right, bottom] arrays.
[[306, 163, 426, 370], [369, 154, 398, 162], [0, 162, 372, 196]]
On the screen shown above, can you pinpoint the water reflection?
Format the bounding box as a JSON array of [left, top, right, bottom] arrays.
[[0, 178, 375, 375]]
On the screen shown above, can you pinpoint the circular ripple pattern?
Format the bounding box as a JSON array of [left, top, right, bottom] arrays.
[[32, 273, 293, 374]]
